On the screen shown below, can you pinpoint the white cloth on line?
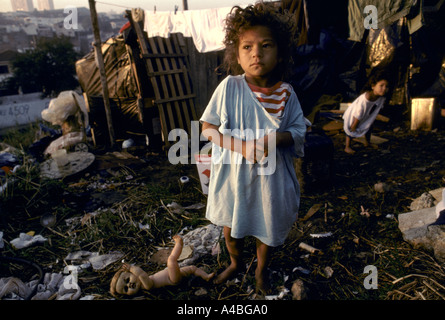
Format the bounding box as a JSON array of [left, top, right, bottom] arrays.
[[144, 7, 232, 53]]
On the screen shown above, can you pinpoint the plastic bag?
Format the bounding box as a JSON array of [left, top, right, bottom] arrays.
[[41, 91, 89, 129]]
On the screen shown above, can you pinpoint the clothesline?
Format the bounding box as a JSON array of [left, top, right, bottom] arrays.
[[94, 0, 181, 13]]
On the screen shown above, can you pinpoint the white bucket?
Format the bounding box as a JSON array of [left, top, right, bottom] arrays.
[[194, 154, 211, 194]]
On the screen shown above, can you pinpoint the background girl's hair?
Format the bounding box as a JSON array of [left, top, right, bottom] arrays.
[[361, 69, 391, 93], [222, 1, 297, 80]]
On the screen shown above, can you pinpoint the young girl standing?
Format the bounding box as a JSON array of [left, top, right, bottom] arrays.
[[343, 72, 390, 154], [200, 2, 307, 294]]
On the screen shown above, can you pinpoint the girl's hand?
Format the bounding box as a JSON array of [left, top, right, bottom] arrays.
[[243, 132, 275, 164], [242, 139, 264, 164]]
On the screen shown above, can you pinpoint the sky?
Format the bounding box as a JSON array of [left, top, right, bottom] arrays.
[[0, 0, 256, 13]]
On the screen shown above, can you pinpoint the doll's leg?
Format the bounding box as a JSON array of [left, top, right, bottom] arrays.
[[167, 235, 184, 284], [214, 226, 244, 284], [179, 265, 215, 281]]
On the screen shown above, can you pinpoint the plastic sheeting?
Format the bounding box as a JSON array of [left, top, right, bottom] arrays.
[[75, 36, 144, 142], [75, 36, 138, 99]]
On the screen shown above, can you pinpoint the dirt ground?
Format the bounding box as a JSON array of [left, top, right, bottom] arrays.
[[1, 109, 445, 302]]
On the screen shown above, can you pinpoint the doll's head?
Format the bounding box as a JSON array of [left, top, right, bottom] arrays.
[[222, 1, 296, 80], [110, 268, 141, 296]]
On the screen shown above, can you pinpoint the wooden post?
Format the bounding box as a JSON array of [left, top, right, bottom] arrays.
[[182, 0, 188, 11], [88, 0, 115, 147]]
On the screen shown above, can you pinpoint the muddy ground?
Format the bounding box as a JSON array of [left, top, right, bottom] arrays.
[[1, 110, 444, 302]]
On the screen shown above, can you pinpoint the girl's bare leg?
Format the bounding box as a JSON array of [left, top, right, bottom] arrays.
[[365, 130, 378, 149], [345, 135, 355, 154], [214, 226, 244, 284], [255, 239, 272, 294]]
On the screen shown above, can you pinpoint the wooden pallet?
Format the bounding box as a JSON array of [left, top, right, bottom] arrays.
[[128, 11, 198, 150]]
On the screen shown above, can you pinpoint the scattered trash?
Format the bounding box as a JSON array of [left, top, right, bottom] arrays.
[[39, 151, 95, 179], [310, 232, 333, 238], [298, 242, 322, 255], [41, 91, 89, 157], [265, 287, 289, 300], [291, 279, 308, 300], [195, 288, 208, 296], [166, 202, 206, 214], [292, 266, 311, 275], [180, 176, 190, 184], [10, 233, 47, 250], [178, 224, 223, 266], [29, 272, 81, 300], [410, 191, 435, 211], [122, 138, 134, 149], [65, 251, 124, 271], [323, 266, 334, 278], [40, 213, 56, 228], [374, 182, 391, 194], [360, 205, 371, 218], [301, 203, 323, 222]]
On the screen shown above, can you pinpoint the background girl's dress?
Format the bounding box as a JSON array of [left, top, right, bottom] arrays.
[[200, 75, 306, 247], [342, 93, 385, 138]]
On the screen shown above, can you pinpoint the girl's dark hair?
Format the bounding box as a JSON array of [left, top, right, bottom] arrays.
[[222, 1, 296, 80], [361, 69, 391, 93]]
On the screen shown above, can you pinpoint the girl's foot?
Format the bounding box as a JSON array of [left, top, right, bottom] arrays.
[[344, 146, 355, 154], [255, 269, 271, 295]]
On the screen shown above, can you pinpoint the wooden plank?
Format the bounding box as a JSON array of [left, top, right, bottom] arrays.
[[128, 11, 199, 150], [146, 67, 187, 77], [154, 94, 196, 104], [147, 36, 176, 143], [163, 35, 192, 133], [171, 34, 198, 123], [156, 37, 185, 132], [128, 13, 169, 146], [142, 53, 186, 59]]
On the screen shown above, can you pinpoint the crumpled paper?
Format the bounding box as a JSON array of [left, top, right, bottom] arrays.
[[179, 224, 223, 266], [0, 272, 81, 300], [65, 250, 124, 270], [10, 233, 47, 249]]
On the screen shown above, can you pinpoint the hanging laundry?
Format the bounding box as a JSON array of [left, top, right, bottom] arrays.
[[348, 0, 416, 42], [143, 7, 232, 53]]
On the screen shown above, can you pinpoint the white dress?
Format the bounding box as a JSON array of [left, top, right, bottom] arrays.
[[199, 75, 306, 247], [343, 93, 385, 138]]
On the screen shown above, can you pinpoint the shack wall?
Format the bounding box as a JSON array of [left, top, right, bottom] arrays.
[[181, 37, 225, 117]]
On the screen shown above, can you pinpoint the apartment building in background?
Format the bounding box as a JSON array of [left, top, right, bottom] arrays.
[[11, 0, 35, 12], [37, 0, 55, 11]]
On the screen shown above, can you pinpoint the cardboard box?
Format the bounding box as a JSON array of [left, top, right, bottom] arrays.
[[411, 98, 439, 131]]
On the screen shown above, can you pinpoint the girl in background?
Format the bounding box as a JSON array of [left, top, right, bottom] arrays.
[[343, 72, 390, 154]]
